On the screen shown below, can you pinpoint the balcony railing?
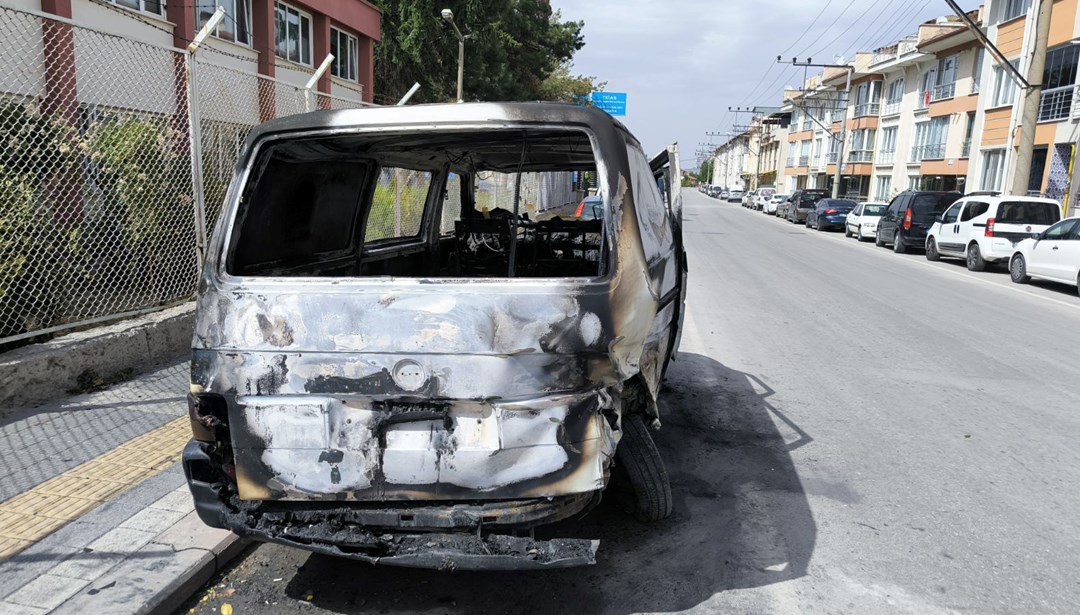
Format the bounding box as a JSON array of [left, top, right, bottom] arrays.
[[786, 158, 795, 168], [826, 152, 838, 164], [798, 155, 810, 166], [930, 82, 956, 102], [802, 120, 812, 131], [848, 150, 874, 163], [853, 102, 880, 117], [911, 142, 946, 162], [1038, 85, 1075, 122], [961, 139, 971, 158], [883, 100, 902, 116], [877, 150, 896, 164]]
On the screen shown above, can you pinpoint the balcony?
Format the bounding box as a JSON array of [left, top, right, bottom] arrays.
[[877, 150, 896, 164], [961, 139, 971, 158], [786, 158, 795, 168], [798, 155, 810, 166], [882, 100, 902, 116], [826, 152, 838, 164], [1038, 85, 1075, 122], [930, 82, 956, 102], [848, 150, 874, 163], [853, 102, 880, 118], [911, 142, 946, 162]]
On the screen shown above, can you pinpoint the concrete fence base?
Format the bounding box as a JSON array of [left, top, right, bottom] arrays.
[[0, 303, 194, 413]]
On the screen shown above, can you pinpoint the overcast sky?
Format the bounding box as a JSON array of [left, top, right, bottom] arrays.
[[553, 0, 982, 169]]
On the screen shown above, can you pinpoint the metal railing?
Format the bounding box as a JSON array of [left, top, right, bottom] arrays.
[[826, 152, 838, 164], [1038, 85, 1075, 122], [883, 100, 902, 116], [931, 82, 956, 102], [911, 142, 946, 162], [848, 150, 874, 163], [877, 150, 896, 164], [786, 157, 795, 167], [798, 155, 810, 166], [0, 5, 366, 345], [853, 102, 880, 117]]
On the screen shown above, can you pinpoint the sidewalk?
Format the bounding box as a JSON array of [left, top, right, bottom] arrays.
[[0, 361, 243, 614]]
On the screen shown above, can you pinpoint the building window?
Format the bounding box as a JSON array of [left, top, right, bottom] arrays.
[[962, 112, 975, 157], [918, 69, 936, 109], [878, 127, 897, 164], [854, 82, 881, 117], [849, 128, 876, 162], [912, 117, 948, 161], [981, 150, 1006, 191], [1038, 45, 1080, 122], [971, 49, 984, 94], [931, 55, 958, 101], [196, 0, 252, 45], [275, 1, 313, 66], [114, 0, 163, 15], [884, 78, 904, 115], [998, 0, 1030, 22], [875, 175, 892, 200], [330, 27, 359, 81], [991, 61, 1019, 107]]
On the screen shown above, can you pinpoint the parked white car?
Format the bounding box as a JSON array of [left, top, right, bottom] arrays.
[[926, 195, 1061, 270], [765, 194, 788, 215], [754, 186, 776, 210], [845, 202, 886, 240], [727, 189, 744, 203], [1009, 217, 1080, 296]]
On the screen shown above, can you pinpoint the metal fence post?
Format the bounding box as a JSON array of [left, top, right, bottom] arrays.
[[185, 7, 225, 274]]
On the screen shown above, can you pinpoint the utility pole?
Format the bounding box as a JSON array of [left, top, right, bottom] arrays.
[[779, 57, 854, 198], [1009, 0, 1053, 196]]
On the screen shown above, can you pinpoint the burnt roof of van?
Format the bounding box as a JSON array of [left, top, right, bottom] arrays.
[[245, 102, 634, 145]]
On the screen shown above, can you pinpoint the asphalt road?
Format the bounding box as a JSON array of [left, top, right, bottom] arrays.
[[181, 190, 1080, 614]]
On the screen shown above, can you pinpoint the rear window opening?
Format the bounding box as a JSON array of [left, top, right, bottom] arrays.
[[226, 129, 604, 279]]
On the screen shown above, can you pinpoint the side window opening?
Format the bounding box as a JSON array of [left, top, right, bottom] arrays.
[[226, 129, 604, 279], [943, 202, 962, 224]]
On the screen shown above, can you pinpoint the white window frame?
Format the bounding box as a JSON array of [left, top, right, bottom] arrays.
[[330, 27, 359, 82], [196, 0, 253, 46], [991, 61, 1020, 107], [998, 0, 1030, 23], [275, 1, 314, 66], [113, 0, 164, 17], [875, 175, 892, 200], [980, 149, 1006, 191]]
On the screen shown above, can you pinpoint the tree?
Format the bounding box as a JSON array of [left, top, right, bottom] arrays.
[[697, 159, 714, 184], [372, 1, 598, 104]]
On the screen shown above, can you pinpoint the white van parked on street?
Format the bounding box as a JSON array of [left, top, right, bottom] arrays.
[[925, 194, 1062, 271]]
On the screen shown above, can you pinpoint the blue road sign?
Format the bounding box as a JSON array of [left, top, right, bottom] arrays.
[[591, 92, 627, 116]]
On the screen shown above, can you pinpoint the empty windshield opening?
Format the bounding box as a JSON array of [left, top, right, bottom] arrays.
[[226, 129, 605, 279]]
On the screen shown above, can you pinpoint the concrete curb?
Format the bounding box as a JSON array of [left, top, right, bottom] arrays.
[[0, 302, 195, 411]]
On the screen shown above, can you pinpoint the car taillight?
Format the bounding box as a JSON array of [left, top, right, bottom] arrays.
[[903, 208, 912, 229], [574, 201, 585, 218], [985, 218, 995, 237], [824, 209, 837, 214]]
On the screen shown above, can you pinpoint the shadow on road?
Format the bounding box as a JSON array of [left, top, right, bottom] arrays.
[[276, 353, 816, 614]]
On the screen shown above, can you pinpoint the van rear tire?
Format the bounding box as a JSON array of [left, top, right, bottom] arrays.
[[615, 414, 673, 522]]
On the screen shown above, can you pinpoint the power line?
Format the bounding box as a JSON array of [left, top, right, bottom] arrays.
[[805, 0, 885, 61], [793, 0, 859, 59]]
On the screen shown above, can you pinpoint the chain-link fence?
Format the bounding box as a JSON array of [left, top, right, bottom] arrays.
[[0, 5, 365, 346]]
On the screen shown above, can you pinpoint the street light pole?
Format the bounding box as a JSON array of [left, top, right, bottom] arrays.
[[441, 9, 466, 103]]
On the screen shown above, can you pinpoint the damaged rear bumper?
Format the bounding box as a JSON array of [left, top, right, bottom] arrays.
[[183, 439, 601, 569]]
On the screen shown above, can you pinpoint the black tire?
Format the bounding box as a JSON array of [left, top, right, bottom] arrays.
[[893, 232, 907, 254], [926, 238, 940, 261], [966, 243, 986, 271], [845, 225, 853, 238], [1010, 254, 1030, 284], [857, 228, 864, 241], [875, 230, 886, 247], [615, 414, 673, 522], [817, 220, 826, 231]]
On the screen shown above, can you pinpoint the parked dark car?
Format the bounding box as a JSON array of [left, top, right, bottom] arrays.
[[776, 195, 795, 219], [787, 189, 829, 224], [876, 190, 962, 253], [807, 198, 857, 231]]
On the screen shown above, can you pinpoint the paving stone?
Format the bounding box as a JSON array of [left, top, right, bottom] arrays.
[[4, 574, 90, 611], [84, 527, 156, 557], [0, 601, 47, 615], [148, 488, 193, 514], [47, 549, 126, 582], [119, 507, 187, 535]]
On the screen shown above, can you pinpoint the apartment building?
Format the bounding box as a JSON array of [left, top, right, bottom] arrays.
[[710, 132, 751, 190], [757, 110, 791, 191], [769, 1, 1078, 211], [971, 0, 1079, 204], [3, 0, 380, 105]]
